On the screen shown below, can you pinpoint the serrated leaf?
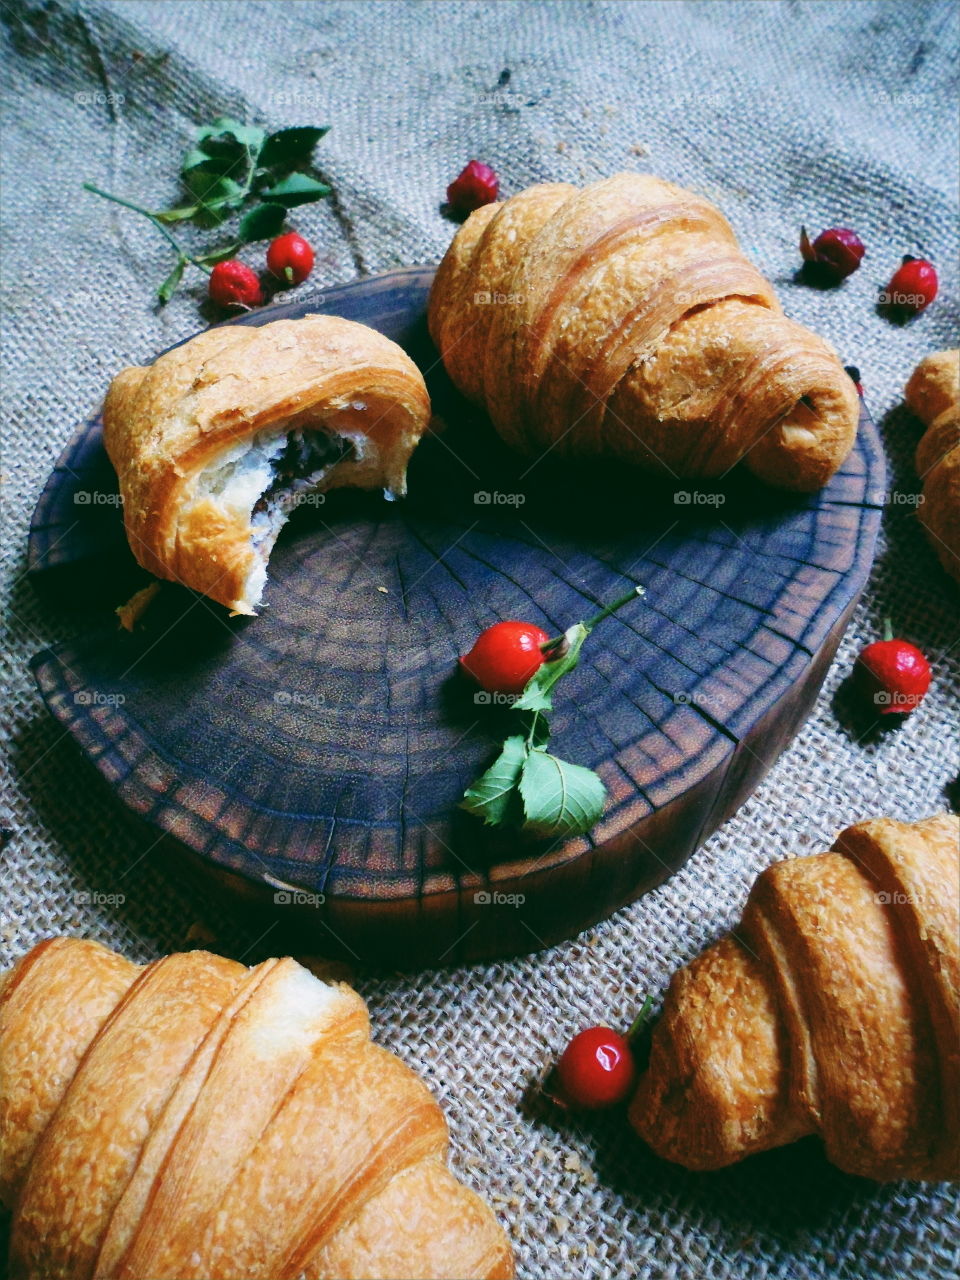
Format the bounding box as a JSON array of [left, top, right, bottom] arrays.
[[260, 172, 332, 207], [512, 623, 589, 713], [518, 749, 606, 837], [238, 202, 287, 241], [157, 256, 186, 305], [195, 118, 265, 152], [460, 735, 527, 827], [260, 126, 329, 167]]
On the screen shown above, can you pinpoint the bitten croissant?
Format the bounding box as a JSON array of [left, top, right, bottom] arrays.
[[102, 315, 431, 615], [905, 349, 960, 584], [0, 938, 513, 1280], [428, 173, 859, 490], [630, 814, 960, 1181]]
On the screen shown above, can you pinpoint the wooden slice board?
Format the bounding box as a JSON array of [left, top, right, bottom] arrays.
[[28, 266, 884, 965]]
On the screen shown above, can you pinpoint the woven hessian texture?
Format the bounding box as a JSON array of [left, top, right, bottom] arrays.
[[1, 2, 959, 1278]]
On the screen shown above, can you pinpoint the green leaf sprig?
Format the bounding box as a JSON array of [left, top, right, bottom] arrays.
[[461, 585, 645, 839], [84, 117, 331, 303]]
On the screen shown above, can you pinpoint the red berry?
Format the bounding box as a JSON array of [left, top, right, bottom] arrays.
[[799, 226, 865, 284], [884, 256, 938, 315], [447, 161, 500, 215], [556, 1026, 636, 1110], [208, 260, 262, 309], [267, 232, 315, 286], [459, 620, 550, 695], [856, 636, 931, 716]]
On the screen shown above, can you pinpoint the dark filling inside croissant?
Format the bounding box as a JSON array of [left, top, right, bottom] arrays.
[[252, 428, 354, 517]]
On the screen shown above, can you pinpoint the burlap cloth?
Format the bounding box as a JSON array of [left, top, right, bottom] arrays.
[[2, 1, 959, 1276]]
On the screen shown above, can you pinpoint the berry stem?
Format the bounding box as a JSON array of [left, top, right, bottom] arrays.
[[882, 617, 894, 643], [82, 183, 213, 274], [539, 584, 644, 656], [626, 994, 654, 1042]]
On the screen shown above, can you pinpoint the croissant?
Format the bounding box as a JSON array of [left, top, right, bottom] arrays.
[[905, 349, 960, 584], [630, 813, 960, 1181], [428, 173, 860, 490], [102, 315, 431, 615], [0, 937, 513, 1280]]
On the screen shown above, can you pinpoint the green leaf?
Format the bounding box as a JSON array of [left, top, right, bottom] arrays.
[[195, 117, 265, 153], [512, 623, 589, 713], [238, 202, 287, 241], [460, 735, 527, 827], [154, 203, 200, 224], [181, 146, 214, 174], [183, 168, 244, 206], [157, 256, 186, 305], [518, 749, 606, 838], [194, 241, 240, 265], [259, 125, 329, 167], [260, 172, 332, 207]]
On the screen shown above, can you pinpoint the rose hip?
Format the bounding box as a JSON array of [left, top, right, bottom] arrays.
[[267, 232, 315, 286], [447, 161, 499, 215], [799, 226, 865, 284], [459, 620, 550, 696], [856, 627, 931, 716], [208, 259, 262, 309], [883, 256, 938, 316]]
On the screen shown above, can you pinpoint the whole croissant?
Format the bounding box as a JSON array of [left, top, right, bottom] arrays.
[[0, 939, 513, 1280], [905, 349, 960, 584], [630, 814, 960, 1181], [428, 173, 859, 491], [103, 315, 431, 615]]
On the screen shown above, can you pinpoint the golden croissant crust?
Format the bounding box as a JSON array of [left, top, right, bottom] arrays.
[[0, 938, 513, 1280], [428, 173, 859, 490], [630, 813, 960, 1181], [102, 315, 431, 615], [905, 349, 960, 584]]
